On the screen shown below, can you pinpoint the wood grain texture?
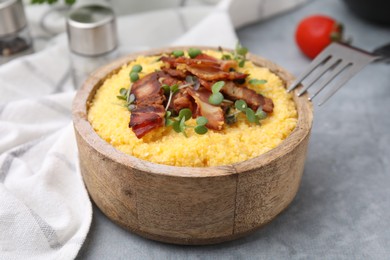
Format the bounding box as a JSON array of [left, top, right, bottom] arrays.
[[72, 46, 313, 245]]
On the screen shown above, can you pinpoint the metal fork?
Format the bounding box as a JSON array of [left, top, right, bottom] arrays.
[[287, 42, 383, 105]]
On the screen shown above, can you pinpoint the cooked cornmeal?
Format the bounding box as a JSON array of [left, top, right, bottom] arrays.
[[87, 50, 297, 167]]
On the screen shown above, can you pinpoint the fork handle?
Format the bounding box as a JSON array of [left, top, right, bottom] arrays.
[[372, 43, 390, 63]]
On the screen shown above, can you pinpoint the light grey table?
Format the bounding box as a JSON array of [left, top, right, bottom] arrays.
[[76, 0, 390, 259]]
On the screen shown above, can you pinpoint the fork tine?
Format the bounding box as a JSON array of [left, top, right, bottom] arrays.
[[317, 57, 376, 105], [308, 61, 350, 101], [297, 57, 341, 96], [287, 51, 332, 92]]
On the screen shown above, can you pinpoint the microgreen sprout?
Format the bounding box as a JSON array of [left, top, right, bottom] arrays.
[[188, 48, 202, 58], [194, 116, 208, 134], [165, 109, 208, 136], [249, 78, 267, 85], [131, 64, 142, 73], [208, 81, 225, 105], [222, 54, 232, 60], [233, 99, 267, 124], [234, 42, 248, 68], [255, 107, 267, 120], [185, 75, 200, 90], [218, 46, 232, 60], [129, 64, 142, 82], [116, 88, 136, 111], [172, 50, 184, 57], [162, 84, 179, 111], [130, 71, 139, 82], [116, 88, 127, 101], [171, 108, 193, 137], [235, 99, 247, 111]]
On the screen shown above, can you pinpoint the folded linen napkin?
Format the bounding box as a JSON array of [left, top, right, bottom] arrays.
[[0, 0, 306, 259]]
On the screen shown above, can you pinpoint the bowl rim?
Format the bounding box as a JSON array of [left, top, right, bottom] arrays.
[[72, 46, 313, 178]]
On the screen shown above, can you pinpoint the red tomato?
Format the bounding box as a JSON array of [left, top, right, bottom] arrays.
[[295, 15, 343, 59]]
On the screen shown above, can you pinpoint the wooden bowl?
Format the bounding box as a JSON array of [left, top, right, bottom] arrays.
[[72, 47, 313, 245]]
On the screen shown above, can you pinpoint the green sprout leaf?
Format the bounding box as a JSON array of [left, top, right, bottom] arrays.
[[209, 92, 224, 105], [255, 107, 267, 120], [117, 88, 135, 109], [161, 84, 170, 94], [172, 121, 181, 133], [119, 88, 127, 96], [178, 108, 192, 121], [211, 81, 225, 94], [170, 84, 179, 94], [131, 64, 142, 73], [235, 100, 247, 111], [166, 110, 172, 118], [128, 93, 135, 104], [116, 88, 128, 100], [194, 125, 208, 135], [116, 95, 127, 101], [249, 79, 267, 85], [221, 54, 232, 60], [233, 42, 248, 68], [172, 50, 184, 57], [236, 42, 248, 56], [128, 104, 136, 111], [188, 48, 201, 58], [130, 71, 139, 82], [245, 108, 257, 123], [179, 116, 187, 137], [165, 118, 174, 126], [196, 116, 208, 126]]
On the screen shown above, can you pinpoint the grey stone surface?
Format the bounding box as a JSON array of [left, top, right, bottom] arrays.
[[76, 0, 390, 259]]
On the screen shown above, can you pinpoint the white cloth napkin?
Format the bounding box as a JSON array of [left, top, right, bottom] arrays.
[[0, 0, 307, 259]]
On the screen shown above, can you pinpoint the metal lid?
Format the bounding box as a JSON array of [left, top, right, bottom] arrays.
[[0, 0, 27, 36], [66, 5, 118, 56]]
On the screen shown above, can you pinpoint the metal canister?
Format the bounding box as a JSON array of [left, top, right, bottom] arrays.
[[66, 4, 119, 88], [0, 0, 33, 65]]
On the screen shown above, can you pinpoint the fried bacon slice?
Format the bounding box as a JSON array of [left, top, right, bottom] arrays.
[[183, 64, 247, 81], [130, 106, 165, 138], [161, 67, 188, 79], [222, 81, 274, 113], [130, 72, 167, 138], [131, 72, 164, 104], [160, 54, 247, 81], [187, 88, 224, 130], [169, 89, 195, 115], [193, 53, 238, 72], [197, 80, 274, 113]]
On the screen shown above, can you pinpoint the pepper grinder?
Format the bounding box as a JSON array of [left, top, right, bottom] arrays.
[[0, 0, 34, 65], [66, 4, 119, 89]]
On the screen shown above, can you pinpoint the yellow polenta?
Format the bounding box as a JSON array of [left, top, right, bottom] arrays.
[[87, 50, 297, 167]]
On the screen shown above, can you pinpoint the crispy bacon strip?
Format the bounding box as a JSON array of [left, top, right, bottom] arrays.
[[198, 78, 214, 90], [161, 55, 247, 81], [130, 72, 166, 138], [182, 64, 247, 81], [222, 81, 274, 113], [161, 67, 188, 79], [169, 89, 195, 115], [131, 72, 164, 104], [187, 88, 224, 130], [194, 53, 238, 72], [198, 79, 274, 113], [160, 56, 217, 69], [130, 106, 165, 138]]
